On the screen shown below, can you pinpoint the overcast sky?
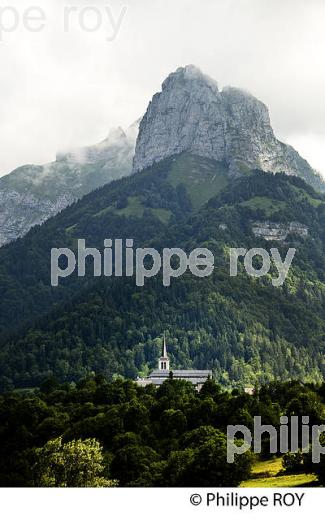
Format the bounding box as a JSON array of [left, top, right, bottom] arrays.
[[1, 0, 325, 177]]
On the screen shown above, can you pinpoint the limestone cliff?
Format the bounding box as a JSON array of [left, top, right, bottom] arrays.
[[133, 65, 323, 191]]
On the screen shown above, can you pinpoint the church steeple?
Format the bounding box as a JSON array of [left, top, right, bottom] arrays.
[[162, 333, 167, 358], [158, 333, 170, 371]]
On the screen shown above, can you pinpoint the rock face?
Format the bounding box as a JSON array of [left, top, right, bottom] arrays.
[[133, 65, 323, 191], [56, 122, 139, 165], [0, 189, 74, 246], [252, 221, 308, 241], [0, 122, 139, 247]]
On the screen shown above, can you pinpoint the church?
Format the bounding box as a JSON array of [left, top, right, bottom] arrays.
[[136, 336, 212, 391]]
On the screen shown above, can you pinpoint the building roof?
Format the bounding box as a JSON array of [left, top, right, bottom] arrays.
[[149, 378, 209, 386], [149, 369, 212, 379]]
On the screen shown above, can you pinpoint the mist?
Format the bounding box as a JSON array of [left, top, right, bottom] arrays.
[[1, 0, 325, 177]]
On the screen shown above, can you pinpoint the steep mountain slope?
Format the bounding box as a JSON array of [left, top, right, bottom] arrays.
[[1, 64, 323, 250], [0, 123, 138, 247], [1, 165, 325, 389], [1, 65, 325, 390], [134, 65, 324, 192], [0, 154, 225, 340]]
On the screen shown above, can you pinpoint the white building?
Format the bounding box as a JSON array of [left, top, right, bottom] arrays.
[[137, 335, 212, 391]]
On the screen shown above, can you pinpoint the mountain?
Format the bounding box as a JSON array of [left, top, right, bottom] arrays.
[[0, 154, 208, 340], [1, 66, 325, 390], [0, 122, 139, 247], [134, 65, 324, 192], [1, 65, 323, 250], [1, 154, 325, 390]]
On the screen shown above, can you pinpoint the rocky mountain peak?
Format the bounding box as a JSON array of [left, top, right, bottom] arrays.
[[106, 126, 127, 143], [161, 64, 219, 93], [133, 66, 323, 191], [56, 121, 138, 165]]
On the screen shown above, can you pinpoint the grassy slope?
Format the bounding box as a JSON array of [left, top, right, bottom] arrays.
[[241, 457, 319, 487], [240, 197, 286, 217], [168, 154, 229, 209], [97, 154, 229, 222]]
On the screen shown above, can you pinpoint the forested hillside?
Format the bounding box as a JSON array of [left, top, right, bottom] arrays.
[[1, 157, 325, 390], [1, 377, 324, 487]]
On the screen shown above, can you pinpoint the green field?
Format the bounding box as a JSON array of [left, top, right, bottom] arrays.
[[292, 185, 323, 207], [116, 196, 145, 218], [168, 154, 229, 209], [116, 196, 172, 223], [240, 196, 286, 216], [241, 457, 319, 488]]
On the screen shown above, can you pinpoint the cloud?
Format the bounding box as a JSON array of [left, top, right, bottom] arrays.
[[0, 0, 324, 176]]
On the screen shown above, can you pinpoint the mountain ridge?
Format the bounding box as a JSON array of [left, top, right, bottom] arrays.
[[0, 122, 139, 247], [1, 66, 325, 388], [1, 65, 324, 248], [1, 165, 325, 389], [133, 65, 324, 192]]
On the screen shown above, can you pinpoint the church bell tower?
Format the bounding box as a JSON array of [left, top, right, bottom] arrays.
[[158, 334, 170, 371]]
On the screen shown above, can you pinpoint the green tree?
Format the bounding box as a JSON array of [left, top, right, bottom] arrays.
[[32, 437, 116, 487], [110, 444, 160, 486], [164, 426, 252, 486]]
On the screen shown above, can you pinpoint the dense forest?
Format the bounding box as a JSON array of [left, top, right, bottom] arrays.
[[0, 376, 325, 487], [1, 158, 325, 487], [0, 155, 197, 339], [1, 158, 325, 389]]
